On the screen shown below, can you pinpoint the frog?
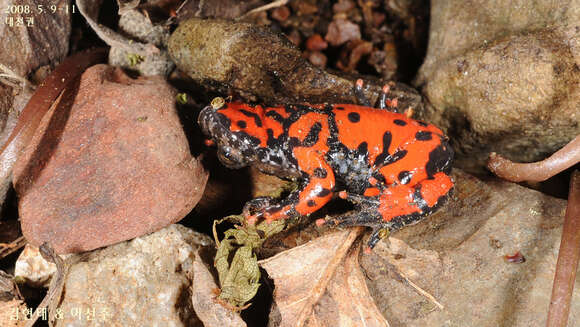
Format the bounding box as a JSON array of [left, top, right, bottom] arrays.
[[198, 80, 454, 248]]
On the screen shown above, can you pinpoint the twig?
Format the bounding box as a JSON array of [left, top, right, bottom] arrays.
[[242, 0, 288, 17], [382, 245, 444, 310], [0, 64, 30, 90], [0, 236, 27, 259], [25, 243, 65, 327], [398, 270, 444, 310], [546, 170, 580, 327], [488, 135, 580, 182]]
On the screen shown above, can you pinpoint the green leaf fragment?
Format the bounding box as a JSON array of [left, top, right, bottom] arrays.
[[213, 216, 286, 308], [127, 53, 144, 66], [176, 93, 188, 104]]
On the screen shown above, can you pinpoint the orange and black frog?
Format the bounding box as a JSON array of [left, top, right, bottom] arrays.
[[198, 80, 454, 248]]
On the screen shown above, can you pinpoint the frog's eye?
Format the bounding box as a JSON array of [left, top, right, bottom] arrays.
[[210, 97, 225, 109], [217, 147, 244, 169]]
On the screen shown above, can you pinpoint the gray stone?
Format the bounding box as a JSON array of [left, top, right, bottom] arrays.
[[415, 0, 580, 173], [55, 224, 213, 327]]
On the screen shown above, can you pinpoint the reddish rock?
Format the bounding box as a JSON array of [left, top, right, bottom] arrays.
[[306, 51, 328, 68], [285, 29, 302, 47], [332, 0, 355, 13], [13, 65, 207, 253], [271, 6, 290, 22], [305, 34, 328, 51], [325, 19, 361, 46]]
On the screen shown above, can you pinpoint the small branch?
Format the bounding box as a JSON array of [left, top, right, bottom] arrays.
[[25, 243, 66, 327], [0, 64, 31, 90], [0, 236, 27, 260], [384, 255, 444, 310], [242, 0, 288, 17], [546, 170, 580, 327], [488, 135, 580, 182]]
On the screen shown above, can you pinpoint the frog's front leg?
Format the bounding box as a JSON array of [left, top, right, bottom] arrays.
[[245, 153, 336, 224]]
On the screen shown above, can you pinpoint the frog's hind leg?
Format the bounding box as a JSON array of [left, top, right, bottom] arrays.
[[321, 191, 389, 249], [354, 79, 371, 107], [322, 210, 390, 249]]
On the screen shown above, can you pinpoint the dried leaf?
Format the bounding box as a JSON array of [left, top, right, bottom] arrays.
[[0, 270, 22, 301], [259, 227, 368, 327], [76, 0, 155, 56], [191, 251, 246, 327], [307, 245, 389, 327], [217, 244, 261, 307]]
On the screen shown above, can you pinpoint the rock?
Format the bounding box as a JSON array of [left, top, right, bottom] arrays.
[[108, 9, 174, 76], [361, 170, 578, 326], [13, 65, 208, 253], [414, 0, 580, 173], [325, 19, 361, 47], [14, 244, 67, 288], [168, 18, 422, 110], [0, 0, 70, 77], [54, 224, 214, 327], [0, 299, 27, 327]]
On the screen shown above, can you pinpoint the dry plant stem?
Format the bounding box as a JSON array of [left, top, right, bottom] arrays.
[[242, 0, 289, 17], [0, 236, 26, 259], [0, 48, 106, 192], [546, 170, 580, 327], [25, 243, 65, 327], [0, 63, 30, 90], [382, 252, 444, 310], [488, 135, 580, 182], [295, 226, 364, 327], [398, 269, 444, 310]]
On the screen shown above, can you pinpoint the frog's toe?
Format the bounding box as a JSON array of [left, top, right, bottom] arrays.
[[367, 226, 390, 249]]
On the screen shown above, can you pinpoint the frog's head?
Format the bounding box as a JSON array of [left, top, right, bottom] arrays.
[[198, 99, 263, 169]]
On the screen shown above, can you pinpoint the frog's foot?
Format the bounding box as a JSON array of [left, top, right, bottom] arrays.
[[320, 210, 389, 250], [378, 83, 399, 112], [354, 79, 371, 107], [354, 79, 400, 113], [242, 197, 273, 225], [367, 226, 390, 249]]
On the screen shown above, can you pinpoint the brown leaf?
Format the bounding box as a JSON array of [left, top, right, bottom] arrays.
[[77, 0, 174, 76], [307, 245, 389, 327], [77, 0, 154, 55], [259, 227, 373, 327], [191, 251, 246, 327]]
